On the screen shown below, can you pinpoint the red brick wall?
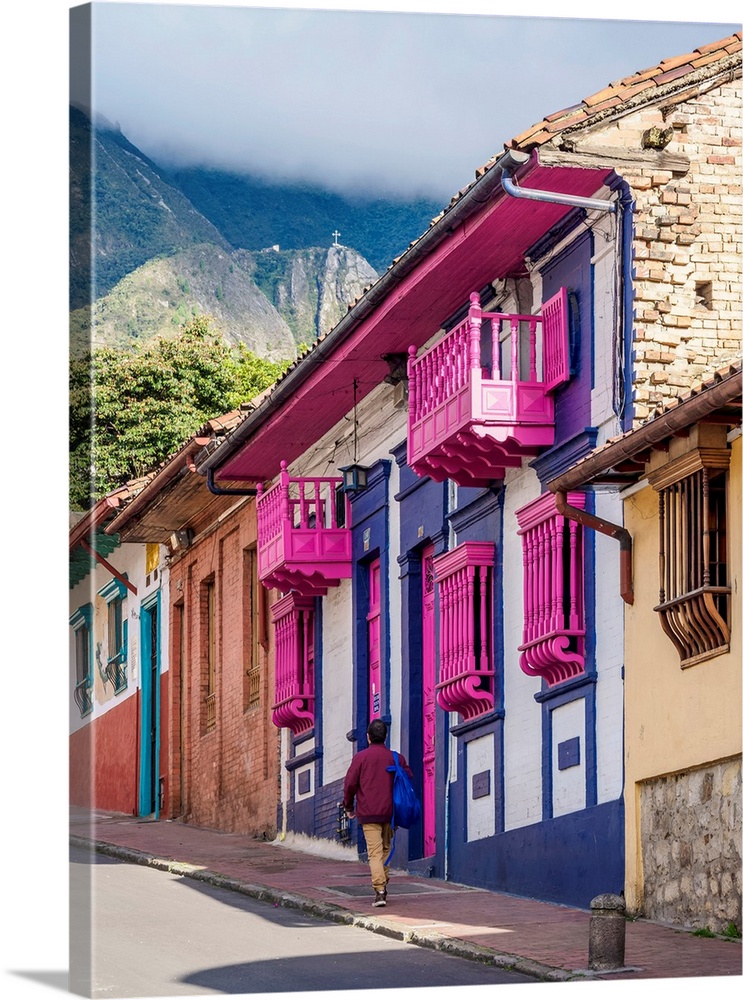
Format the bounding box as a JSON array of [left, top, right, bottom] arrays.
[[69, 695, 139, 814], [166, 500, 279, 837]]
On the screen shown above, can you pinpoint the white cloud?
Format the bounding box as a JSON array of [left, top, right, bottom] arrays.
[[81, 3, 741, 198]]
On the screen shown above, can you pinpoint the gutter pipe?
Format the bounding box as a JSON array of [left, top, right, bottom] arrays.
[[196, 148, 533, 478], [500, 166, 617, 214], [553, 492, 633, 606], [618, 182, 635, 429], [206, 467, 259, 497]]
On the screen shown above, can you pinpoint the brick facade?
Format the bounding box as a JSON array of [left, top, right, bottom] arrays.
[[536, 59, 742, 421], [167, 501, 280, 837]]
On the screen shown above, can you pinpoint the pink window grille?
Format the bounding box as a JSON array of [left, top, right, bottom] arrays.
[[270, 593, 315, 735], [433, 541, 495, 721], [515, 492, 587, 687]]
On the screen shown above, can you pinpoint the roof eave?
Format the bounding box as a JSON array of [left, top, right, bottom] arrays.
[[548, 367, 743, 494], [196, 147, 533, 477]]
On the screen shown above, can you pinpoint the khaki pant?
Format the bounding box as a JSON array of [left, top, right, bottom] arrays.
[[361, 822, 392, 892]]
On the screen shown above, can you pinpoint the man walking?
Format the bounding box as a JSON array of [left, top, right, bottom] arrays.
[[343, 719, 413, 907]]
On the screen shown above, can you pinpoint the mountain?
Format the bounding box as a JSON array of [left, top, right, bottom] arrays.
[[70, 106, 434, 357], [164, 167, 444, 274], [70, 242, 377, 360], [70, 105, 232, 310]]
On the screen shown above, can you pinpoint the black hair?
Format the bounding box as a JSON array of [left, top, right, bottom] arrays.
[[367, 719, 387, 744]]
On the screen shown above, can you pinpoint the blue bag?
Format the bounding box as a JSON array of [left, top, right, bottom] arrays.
[[384, 751, 420, 865], [388, 751, 421, 829]]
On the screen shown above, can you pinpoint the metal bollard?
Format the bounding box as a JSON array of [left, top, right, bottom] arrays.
[[588, 893, 626, 971]]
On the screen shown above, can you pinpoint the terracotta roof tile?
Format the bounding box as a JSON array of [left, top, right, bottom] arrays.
[[583, 85, 624, 107], [697, 35, 735, 54], [545, 109, 589, 132], [544, 102, 585, 122], [505, 121, 547, 147], [655, 63, 696, 86], [659, 51, 698, 71], [691, 51, 731, 69], [620, 65, 665, 86], [500, 31, 741, 155]]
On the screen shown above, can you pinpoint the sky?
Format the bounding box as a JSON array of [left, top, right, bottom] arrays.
[[75, 2, 743, 200], [2, 3, 741, 1000]]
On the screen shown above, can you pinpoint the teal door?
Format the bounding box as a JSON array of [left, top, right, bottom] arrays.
[[139, 593, 161, 817]]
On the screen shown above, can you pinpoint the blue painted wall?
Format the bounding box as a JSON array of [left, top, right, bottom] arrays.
[[541, 229, 594, 447], [447, 797, 624, 908]]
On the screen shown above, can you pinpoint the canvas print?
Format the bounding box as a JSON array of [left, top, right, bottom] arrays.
[[65, 2, 741, 997]]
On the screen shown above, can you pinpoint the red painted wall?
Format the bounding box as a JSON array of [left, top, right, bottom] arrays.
[[69, 695, 139, 814]]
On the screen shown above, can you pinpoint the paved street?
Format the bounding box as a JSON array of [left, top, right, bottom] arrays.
[[67, 807, 742, 993], [70, 844, 536, 996]]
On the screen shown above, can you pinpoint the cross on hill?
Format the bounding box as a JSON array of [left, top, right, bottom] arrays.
[[332, 230, 341, 246]]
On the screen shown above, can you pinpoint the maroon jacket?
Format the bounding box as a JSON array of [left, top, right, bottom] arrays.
[[343, 743, 413, 824]]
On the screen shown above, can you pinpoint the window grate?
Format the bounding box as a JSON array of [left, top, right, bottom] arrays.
[[656, 466, 730, 667]]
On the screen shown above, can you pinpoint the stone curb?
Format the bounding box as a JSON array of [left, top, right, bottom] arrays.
[[71, 835, 582, 983]]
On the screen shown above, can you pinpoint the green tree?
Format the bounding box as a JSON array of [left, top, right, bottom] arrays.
[[70, 316, 289, 510]]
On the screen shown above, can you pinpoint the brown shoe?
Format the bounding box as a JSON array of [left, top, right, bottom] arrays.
[[373, 890, 387, 907]]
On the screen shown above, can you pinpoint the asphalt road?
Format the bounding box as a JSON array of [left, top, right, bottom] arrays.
[[70, 844, 536, 997]]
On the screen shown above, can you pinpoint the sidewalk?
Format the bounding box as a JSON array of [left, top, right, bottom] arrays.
[[69, 807, 741, 985]]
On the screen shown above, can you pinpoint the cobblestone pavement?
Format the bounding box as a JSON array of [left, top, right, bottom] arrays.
[[70, 807, 742, 986]]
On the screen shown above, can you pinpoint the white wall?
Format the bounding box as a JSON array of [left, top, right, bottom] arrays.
[[466, 733, 496, 840], [551, 698, 586, 817], [501, 464, 544, 830]]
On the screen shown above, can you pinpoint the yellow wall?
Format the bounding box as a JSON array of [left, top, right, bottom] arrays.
[[623, 434, 742, 913]]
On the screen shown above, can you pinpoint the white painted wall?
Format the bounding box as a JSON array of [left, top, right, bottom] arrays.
[[501, 464, 544, 830], [466, 733, 496, 840], [320, 582, 355, 784], [551, 698, 587, 817], [592, 490, 625, 804]]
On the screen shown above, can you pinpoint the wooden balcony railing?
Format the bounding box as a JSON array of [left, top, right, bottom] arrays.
[[271, 592, 316, 735], [257, 461, 352, 596], [407, 288, 569, 487], [433, 541, 495, 721], [516, 491, 586, 687]]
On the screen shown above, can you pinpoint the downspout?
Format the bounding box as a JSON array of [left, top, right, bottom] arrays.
[[500, 166, 617, 214], [553, 492, 633, 605], [618, 182, 635, 431]]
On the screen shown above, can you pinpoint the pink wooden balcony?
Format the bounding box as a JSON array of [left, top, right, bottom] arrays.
[[516, 491, 586, 687], [271, 593, 315, 735], [433, 541, 495, 721], [256, 461, 352, 597], [407, 288, 569, 487]]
